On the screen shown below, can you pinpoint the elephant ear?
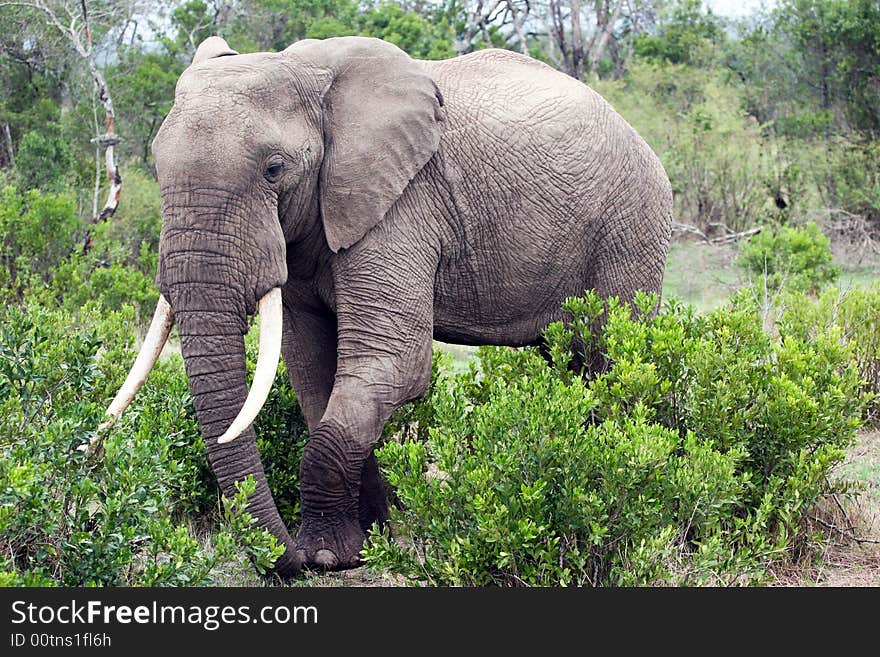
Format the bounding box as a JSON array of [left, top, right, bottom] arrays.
[[192, 36, 239, 64], [286, 37, 445, 253]]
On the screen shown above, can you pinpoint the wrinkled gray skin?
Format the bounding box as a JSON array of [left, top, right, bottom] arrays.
[[152, 35, 673, 577]]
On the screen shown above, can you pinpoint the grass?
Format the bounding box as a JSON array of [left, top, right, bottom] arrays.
[[838, 265, 880, 291]]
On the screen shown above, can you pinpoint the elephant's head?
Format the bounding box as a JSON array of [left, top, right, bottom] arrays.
[[100, 36, 445, 577]]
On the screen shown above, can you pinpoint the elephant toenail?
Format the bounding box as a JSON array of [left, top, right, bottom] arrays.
[[314, 549, 338, 569]]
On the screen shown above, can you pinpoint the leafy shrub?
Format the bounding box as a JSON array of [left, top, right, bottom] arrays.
[[779, 281, 880, 423], [50, 251, 160, 325], [0, 178, 161, 322], [0, 302, 283, 585], [737, 222, 839, 293], [0, 185, 81, 297], [46, 167, 164, 323], [13, 124, 75, 192], [633, 0, 724, 66], [364, 291, 865, 586]]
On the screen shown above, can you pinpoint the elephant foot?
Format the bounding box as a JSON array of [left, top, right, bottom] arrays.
[[294, 514, 366, 571]]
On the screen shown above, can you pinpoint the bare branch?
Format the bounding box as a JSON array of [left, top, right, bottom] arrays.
[[709, 226, 763, 245], [589, 0, 626, 75], [810, 515, 880, 545]]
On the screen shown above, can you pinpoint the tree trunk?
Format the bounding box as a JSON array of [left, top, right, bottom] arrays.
[[589, 0, 625, 75], [507, 0, 529, 54], [550, 0, 572, 75], [2, 122, 13, 168], [570, 0, 585, 80]]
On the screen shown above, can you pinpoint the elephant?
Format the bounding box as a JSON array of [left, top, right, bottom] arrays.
[[101, 35, 673, 578]]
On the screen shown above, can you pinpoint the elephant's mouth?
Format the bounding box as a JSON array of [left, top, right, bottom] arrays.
[[97, 286, 283, 444]]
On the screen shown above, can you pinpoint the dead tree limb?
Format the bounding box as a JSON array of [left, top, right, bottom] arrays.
[[0, 1, 124, 251], [671, 221, 710, 242], [809, 515, 880, 545], [457, 0, 504, 55], [589, 0, 625, 74], [710, 226, 762, 245], [77, 0, 122, 251], [505, 0, 530, 54]]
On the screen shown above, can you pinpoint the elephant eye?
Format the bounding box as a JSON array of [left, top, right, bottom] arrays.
[[264, 162, 284, 182]]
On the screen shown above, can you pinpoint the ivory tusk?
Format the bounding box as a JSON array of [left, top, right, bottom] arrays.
[[101, 295, 174, 428], [216, 287, 282, 445]]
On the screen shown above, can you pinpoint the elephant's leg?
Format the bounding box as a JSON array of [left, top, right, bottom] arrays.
[[358, 452, 389, 533], [282, 303, 388, 532], [294, 243, 435, 570], [282, 303, 337, 432], [582, 211, 670, 373]]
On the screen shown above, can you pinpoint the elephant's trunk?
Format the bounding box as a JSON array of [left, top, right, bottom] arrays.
[[175, 301, 299, 578]]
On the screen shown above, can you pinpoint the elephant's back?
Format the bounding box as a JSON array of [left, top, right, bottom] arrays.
[[419, 51, 672, 347], [420, 49, 667, 215], [421, 49, 645, 163]]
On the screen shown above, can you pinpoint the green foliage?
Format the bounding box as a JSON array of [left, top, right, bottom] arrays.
[[635, 0, 725, 66], [728, 1, 880, 220], [595, 64, 793, 232], [774, 0, 880, 137], [779, 282, 880, 423], [737, 222, 839, 293], [384, 349, 455, 444], [13, 125, 75, 192], [0, 302, 283, 585], [360, 3, 456, 60], [0, 185, 81, 297], [0, 169, 162, 321], [364, 290, 865, 586], [109, 51, 184, 164]]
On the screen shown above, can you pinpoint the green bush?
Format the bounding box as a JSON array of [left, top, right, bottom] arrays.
[[363, 291, 865, 586], [0, 302, 283, 585], [46, 167, 164, 324], [13, 124, 75, 192], [247, 329, 310, 526], [0, 185, 81, 297], [779, 281, 880, 423], [737, 222, 839, 293], [0, 178, 161, 322]]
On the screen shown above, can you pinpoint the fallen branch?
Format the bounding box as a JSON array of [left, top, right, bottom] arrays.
[[709, 226, 762, 245], [826, 476, 859, 537], [672, 223, 763, 246], [671, 222, 710, 243], [809, 515, 880, 545]]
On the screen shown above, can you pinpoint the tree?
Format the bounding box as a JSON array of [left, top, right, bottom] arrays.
[[0, 0, 149, 247], [633, 0, 723, 65], [543, 0, 662, 79]]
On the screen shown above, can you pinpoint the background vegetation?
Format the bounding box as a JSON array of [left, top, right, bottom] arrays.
[[1, 0, 878, 585]]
